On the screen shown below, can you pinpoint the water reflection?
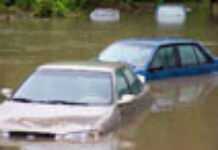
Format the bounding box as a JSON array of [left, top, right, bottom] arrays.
[[156, 23, 185, 31], [150, 75, 218, 113], [0, 135, 119, 150], [0, 133, 138, 150]]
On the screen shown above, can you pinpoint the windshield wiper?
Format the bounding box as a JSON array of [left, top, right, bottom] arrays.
[[43, 100, 89, 106], [12, 98, 89, 106], [12, 98, 33, 103]]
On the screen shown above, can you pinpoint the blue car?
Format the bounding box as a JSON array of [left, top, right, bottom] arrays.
[[98, 37, 218, 81]]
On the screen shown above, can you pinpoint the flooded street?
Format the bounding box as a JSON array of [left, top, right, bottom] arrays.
[[1, 6, 218, 150]]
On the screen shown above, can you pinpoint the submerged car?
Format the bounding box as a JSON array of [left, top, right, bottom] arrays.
[[0, 61, 148, 142], [98, 37, 218, 81]]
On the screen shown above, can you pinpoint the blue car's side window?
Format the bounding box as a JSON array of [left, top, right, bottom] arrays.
[[194, 46, 209, 64], [150, 46, 177, 71], [175, 44, 215, 77], [178, 44, 211, 66], [178, 45, 198, 66]]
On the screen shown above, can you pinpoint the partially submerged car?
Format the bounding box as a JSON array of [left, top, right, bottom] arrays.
[[98, 37, 218, 81], [0, 61, 148, 142]]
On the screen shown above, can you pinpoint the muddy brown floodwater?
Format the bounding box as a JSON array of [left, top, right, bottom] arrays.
[[0, 6, 218, 150]]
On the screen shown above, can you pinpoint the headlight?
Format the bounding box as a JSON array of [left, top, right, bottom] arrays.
[[55, 131, 100, 142]]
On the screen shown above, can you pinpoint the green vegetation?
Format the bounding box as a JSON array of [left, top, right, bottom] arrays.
[[0, 0, 88, 17], [0, 0, 202, 17], [33, 0, 88, 17]]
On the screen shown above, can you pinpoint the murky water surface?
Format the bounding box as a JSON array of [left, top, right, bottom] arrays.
[[1, 6, 218, 150]]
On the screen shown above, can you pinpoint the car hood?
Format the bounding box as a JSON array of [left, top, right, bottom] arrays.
[[0, 101, 114, 134]]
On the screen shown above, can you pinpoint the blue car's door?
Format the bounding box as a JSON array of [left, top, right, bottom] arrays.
[[146, 45, 180, 80], [175, 44, 217, 77]]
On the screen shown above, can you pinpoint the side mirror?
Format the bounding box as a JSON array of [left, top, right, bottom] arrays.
[[137, 75, 146, 84], [117, 94, 135, 105], [1, 88, 13, 99]]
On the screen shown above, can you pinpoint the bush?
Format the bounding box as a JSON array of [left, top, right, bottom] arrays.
[[16, 0, 37, 10], [0, 0, 7, 10], [70, 0, 88, 10], [55, 0, 68, 16], [33, 0, 88, 17], [34, 0, 54, 17]]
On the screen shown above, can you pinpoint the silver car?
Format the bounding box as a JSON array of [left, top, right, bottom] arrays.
[[0, 61, 149, 142]]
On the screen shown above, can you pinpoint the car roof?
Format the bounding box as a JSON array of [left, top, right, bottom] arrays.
[[37, 61, 125, 73], [115, 37, 197, 48]]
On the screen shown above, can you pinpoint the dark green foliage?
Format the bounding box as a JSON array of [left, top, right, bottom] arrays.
[[4, 0, 16, 7], [16, 0, 37, 10], [34, 0, 54, 17], [70, 0, 88, 10], [34, 0, 88, 17], [0, 0, 6, 8]]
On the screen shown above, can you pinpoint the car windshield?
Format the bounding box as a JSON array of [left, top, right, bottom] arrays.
[[13, 70, 113, 105], [99, 43, 154, 67]]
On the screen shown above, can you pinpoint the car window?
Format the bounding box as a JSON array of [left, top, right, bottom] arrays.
[[150, 46, 176, 70], [123, 68, 142, 95], [178, 45, 198, 66], [99, 43, 154, 67], [115, 70, 130, 98], [13, 70, 113, 105], [194, 46, 208, 64]]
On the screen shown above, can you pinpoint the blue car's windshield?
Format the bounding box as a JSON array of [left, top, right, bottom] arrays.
[[99, 43, 154, 67], [13, 70, 113, 105]]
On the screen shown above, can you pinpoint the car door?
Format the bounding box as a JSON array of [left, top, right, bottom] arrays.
[[176, 44, 215, 77], [115, 68, 133, 118], [192, 44, 216, 74], [115, 69, 132, 100], [122, 67, 152, 115], [147, 45, 179, 80]]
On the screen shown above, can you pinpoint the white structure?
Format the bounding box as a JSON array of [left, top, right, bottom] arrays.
[[156, 4, 187, 26], [90, 8, 120, 22]]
